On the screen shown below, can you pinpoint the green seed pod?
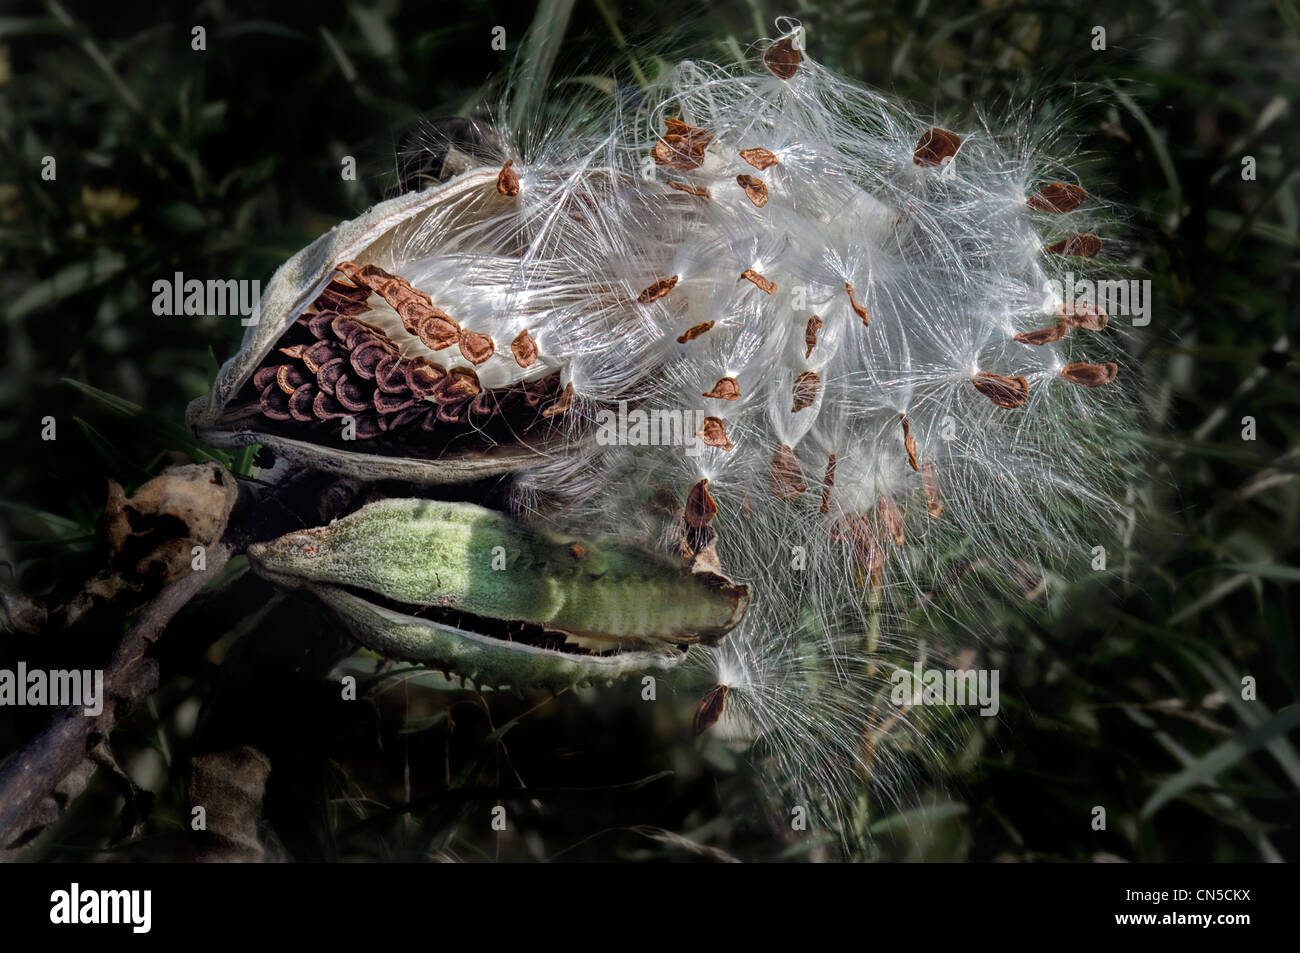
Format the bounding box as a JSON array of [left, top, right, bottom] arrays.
[[248, 498, 750, 690]]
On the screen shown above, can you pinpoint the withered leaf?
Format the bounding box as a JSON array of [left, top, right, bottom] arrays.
[[1061, 361, 1118, 387], [763, 36, 801, 79], [736, 174, 769, 208], [878, 494, 905, 546], [677, 321, 714, 344], [771, 444, 806, 500], [541, 381, 575, 417], [922, 461, 944, 519], [703, 377, 740, 400], [805, 315, 823, 358], [685, 479, 718, 528], [697, 416, 734, 450], [1014, 321, 1070, 345], [667, 180, 711, 198], [791, 370, 820, 412], [1045, 233, 1103, 257], [1057, 302, 1108, 331], [739, 148, 780, 170], [637, 275, 679, 304], [741, 269, 776, 294], [496, 159, 520, 196], [972, 371, 1029, 408], [693, 684, 728, 735], [913, 127, 962, 167], [1027, 183, 1087, 213], [458, 330, 496, 365], [900, 414, 919, 471], [845, 282, 870, 325], [510, 329, 539, 368], [820, 453, 836, 514]]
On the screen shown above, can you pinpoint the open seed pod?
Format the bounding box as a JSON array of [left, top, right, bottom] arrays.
[[186, 167, 618, 483], [248, 499, 750, 691]]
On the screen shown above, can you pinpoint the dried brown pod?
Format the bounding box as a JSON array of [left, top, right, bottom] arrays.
[[541, 381, 575, 417], [1057, 302, 1108, 331], [458, 330, 495, 365], [697, 416, 734, 450], [510, 329, 539, 367], [637, 275, 680, 304], [1027, 183, 1087, 213], [496, 159, 520, 196], [922, 462, 944, 519], [693, 684, 729, 735], [804, 315, 823, 358], [677, 322, 714, 344], [791, 370, 820, 412], [1045, 233, 1103, 257], [763, 36, 801, 79], [741, 269, 776, 294], [845, 282, 870, 325], [771, 445, 806, 500], [685, 479, 719, 528], [1014, 321, 1070, 345], [739, 148, 780, 170], [703, 377, 740, 400], [913, 127, 962, 167], [878, 494, 905, 546], [1061, 361, 1118, 387], [667, 180, 711, 198], [900, 414, 919, 471], [972, 371, 1029, 408], [820, 453, 836, 514], [736, 174, 769, 208]]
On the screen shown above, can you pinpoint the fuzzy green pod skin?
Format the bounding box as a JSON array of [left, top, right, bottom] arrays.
[[248, 498, 748, 650]]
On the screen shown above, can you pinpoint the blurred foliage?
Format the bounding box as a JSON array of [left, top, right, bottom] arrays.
[[1, 0, 1298, 861]]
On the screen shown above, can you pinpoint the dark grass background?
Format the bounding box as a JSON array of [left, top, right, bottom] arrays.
[[1, 0, 1298, 861]]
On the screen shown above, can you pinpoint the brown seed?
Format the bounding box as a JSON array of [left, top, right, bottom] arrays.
[[804, 315, 823, 358], [845, 282, 870, 325], [405, 359, 445, 398], [276, 364, 308, 395], [259, 383, 292, 421], [972, 371, 1030, 408], [922, 462, 944, 519], [458, 330, 495, 365], [496, 159, 520, 196], [334, 375, 370, 413], [736, 174, 769, 208], [1014, 321, 1070, 345], [651, 118, 713, 170], [685, 479, 718, 528], [693, 684, 728, 735], [373, 389, 415, 414], [830, 514, 883, 576], [1057, 302, 1108, 331], [900, 414, 919, 471], [278, 344, 308, 360], [1045, 233, 1103, 257], [288, 384, 317, 423], [820, 453, 836, 514], [253, 365, 280, 391], [316, 358, 346, 396], [1061, 361, 1118, 387], [373, 354, 410, 394], [1027, 183, 1087, 213], [437, 366, 481, 403], [697, 416, 734, 450], [771, 445, 806, 500], [667, 180, 711, 198], [416, 313, 460, 350], [569, 544, 586, 560], [541, 381, 574, 417], [702, 377, 740, 400], [510, 329, 539, 368], [763, 36, 801, 79], [677, 322, 714, 344], [637, 275, 679, 304], [741, 269, 776, 294], [791, 370, 820, 412], [312, 390, 349, 421], [739, 147, 780, 170], [878, 494, 905, 546], [913, 127, 962, 167]]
